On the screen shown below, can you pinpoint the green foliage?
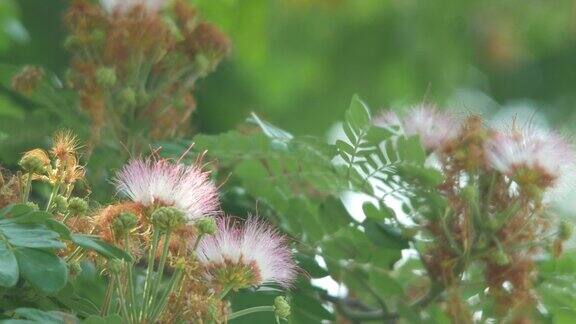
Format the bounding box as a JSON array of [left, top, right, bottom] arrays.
[[162, 95, 449, 322], [0, 204, 67, 293], [0, 203, 129, 307], [70, 235, 132, 262]]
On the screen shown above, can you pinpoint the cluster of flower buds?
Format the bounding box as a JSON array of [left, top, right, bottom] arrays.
[[375, 105, 574, 321], [16, 131, 89, 216], [63, 0, 231, 151]]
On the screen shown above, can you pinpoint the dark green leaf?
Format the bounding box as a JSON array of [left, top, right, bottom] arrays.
[[368, 268, 403, 297], [363, 220, 409, 250], [71, 234, 132, 261], [397, 136, 426, 164], [362, 202, 394, 220], [296, 254, 328, 279], [1, 223, 64, 249], [0, 240, 18, 287], [15, 248, 68, 294]]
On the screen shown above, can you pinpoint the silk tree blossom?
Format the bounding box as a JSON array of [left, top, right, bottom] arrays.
[[197, 217, 297, 289], [373, 110, 402, 129], [100, 0, 165, 13], [115, 158, 220, 221], [374, 104, 460, 151], [484, 126, 575, 189]]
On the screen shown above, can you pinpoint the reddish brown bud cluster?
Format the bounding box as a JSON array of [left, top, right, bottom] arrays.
[[11, 66, 45, 94], [64, 0, 231, 152], [420, 116, 562, 323]]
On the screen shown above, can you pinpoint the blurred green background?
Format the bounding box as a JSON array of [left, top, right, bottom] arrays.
[[1, 0, 576, 152]]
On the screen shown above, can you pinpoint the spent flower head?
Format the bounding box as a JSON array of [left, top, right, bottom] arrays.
[[197, 217, 297, 290], [115, 157, 220, 221]]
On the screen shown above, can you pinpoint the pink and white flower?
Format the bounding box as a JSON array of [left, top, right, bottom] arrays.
[[100, 0, 165, 13], [373, 110, 402, 129], [115, 158, 220, 221], [403, 105, 460, 151], [484, 125, 575, 187], [374, 104, 460, 151], [197, 217, 297, 289]]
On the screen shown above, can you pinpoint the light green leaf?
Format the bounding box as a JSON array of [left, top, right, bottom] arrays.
[[346, 94, 371, 132]]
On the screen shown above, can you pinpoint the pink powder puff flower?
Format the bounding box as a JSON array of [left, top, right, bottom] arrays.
[[374, 104, 460, 152], [373, 110, 402, 129], [197, 217, 297, 289], [484, 125, 575, 189], [114, 158, 220, 221], [403, 105, 460, 151]]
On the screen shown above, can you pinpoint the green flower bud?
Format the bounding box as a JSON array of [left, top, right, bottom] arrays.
[[51, 195, 68, 214], [151, 207, 186, 231], [63, 35, 81, 51], [491, 249, 509, 266], [113, 212, 139, 235], [67, 197, 89, 217], [175, 257, 186, 270], [90, 29, 106, 45], [69, 260, 82, 276], [119, 88, 136, 107], [196, 217, 217, 235], [487, 218, 500, 231], [95, 67, 117, 88], [19, 154, 46, 175], [559, 221, 573, 241], [461, 185, 477, 203], [274, 296, 291, 319]]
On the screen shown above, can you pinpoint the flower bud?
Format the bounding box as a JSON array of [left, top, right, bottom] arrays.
[[274, 296, 291, 319], [119, 88, 137, 107], [19, 150, 49, 175], [95, 67, 117, 88], [50, 195, 68, 214], [90, 30, 106, 46], [196, 217, 217, 235], [151, 207, 186, 231], [67, 197, 89, 217], [113, 212, 139, 235], [491, 249, 509, 266], [175, 257, 186, 270], [63, 35, 80, 51], [69, 260, 82, 276], [461, 185, 477, 203], [559, 221, 572, 241]]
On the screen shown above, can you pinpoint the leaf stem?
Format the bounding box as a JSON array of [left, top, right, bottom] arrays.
[[228, 306, 275, 320], [140, 229, 160, 321]]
